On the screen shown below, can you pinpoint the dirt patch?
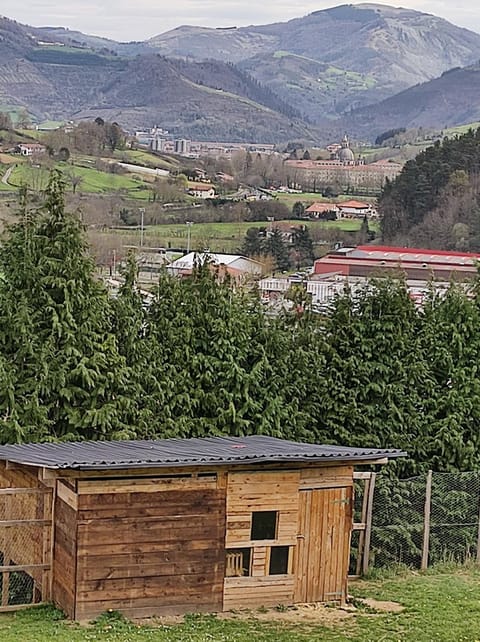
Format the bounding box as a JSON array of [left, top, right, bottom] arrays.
[[138, 603, 357, 628], [357, 598, 405, 613], [244, 603, 355, 625], [134, 598, 405, 628]]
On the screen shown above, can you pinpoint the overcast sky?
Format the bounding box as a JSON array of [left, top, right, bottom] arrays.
[[3, 1, 480, 41]]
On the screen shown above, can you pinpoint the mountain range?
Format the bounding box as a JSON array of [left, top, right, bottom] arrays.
[[1, 4, 480, 142]]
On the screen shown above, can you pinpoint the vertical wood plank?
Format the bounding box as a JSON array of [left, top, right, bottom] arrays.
[[343, 485, 353, 602], [335, 488, 346, 599], [294, 490, 308, 602], [355, 475, 370, 576], [362, 473, 376, 576], [421, 470, 433, 571]]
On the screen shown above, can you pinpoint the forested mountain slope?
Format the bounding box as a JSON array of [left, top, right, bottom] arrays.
[[343, 64, 480, 139], [0, 16, 314, 142], [380, 127, 480, 248], [0, 4, 480, 132], [148, 4, 480, 117]]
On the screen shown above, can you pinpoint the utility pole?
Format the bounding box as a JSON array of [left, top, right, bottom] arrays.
[[186, 221, 193, 253], [139, 208, 145, 247]]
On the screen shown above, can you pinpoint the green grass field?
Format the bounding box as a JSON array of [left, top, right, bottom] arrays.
[[114, 149, 178, 170], [7, 162, 153, 200], [443, 121, 480, 137], [0, 567, 478, 641], [134, 219, 366, 252]]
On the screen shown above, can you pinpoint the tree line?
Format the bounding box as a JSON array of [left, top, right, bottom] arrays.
[[380, 127, 480, 248], [2, 173, 480, 477]]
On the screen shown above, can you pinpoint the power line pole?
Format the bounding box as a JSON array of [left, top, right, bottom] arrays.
[[139, 208, 145, 247], [186, 221, 193, 253]]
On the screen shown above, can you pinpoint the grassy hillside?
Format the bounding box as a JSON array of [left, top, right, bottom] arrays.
[[6, 162, 153, 200], [239, 52, 379, 121]]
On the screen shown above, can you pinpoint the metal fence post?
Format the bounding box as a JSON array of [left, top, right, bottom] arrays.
[[421, 470, 433, 570]]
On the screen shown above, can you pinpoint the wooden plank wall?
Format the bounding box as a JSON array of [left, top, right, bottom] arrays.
[[223, 466, 354, 611], [224, 470, 299, 610], [73, 474, 227, 620], [226, 470, 300, 548], [52, 490, 77, 619]]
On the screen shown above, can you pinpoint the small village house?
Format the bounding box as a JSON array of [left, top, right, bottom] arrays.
[[304, 202, 339, 219], [337, 200, 373, 218], [15, 143, 47, 157], [0, 436, 403, 619], [188, 184, 216, 199]]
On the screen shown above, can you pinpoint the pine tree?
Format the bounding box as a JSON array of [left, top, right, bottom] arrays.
[[291, 226, 314, 266], [0, 171, 132, 443], [264, 228, 292, 272], [239, 227, 266, 257]]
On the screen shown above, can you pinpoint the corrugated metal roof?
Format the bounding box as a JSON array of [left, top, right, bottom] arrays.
[[0, 436, 406, 471]]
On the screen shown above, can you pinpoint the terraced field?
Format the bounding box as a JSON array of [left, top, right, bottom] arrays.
[[7, 162, 153, 199]]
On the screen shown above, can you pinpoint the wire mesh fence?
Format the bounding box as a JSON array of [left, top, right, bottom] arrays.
[[367, 471, 480, 571], [0, 489, 51, 609]]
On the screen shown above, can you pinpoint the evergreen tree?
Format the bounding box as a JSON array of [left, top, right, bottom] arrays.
[[264, 229, 292, 272], [0, 171, 132, 443], [239, 227, 266, 257], [291, 226, 314, 266], [292, 201, 305, 218], [138, 262, 299, 438]]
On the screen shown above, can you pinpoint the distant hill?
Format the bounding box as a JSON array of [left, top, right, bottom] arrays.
[[29, 25, 149, 56], [343, 64, 480, 139], [0, 18, 314, 142], [148, 4, 480, 118], [3, 5, 480, 140], [238, 52, 380, 122]]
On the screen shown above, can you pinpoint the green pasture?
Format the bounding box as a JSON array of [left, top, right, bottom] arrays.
[[126, 218, 367, 252], [7, 162, 153, 199], [0, 567, 479, 641], [443, 121, 480, 137], [114, 149, 178, 170]]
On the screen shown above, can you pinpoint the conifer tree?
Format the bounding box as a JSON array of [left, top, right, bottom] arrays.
[[0, 171, 132, 443]]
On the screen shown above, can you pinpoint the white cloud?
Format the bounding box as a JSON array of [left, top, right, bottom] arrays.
[[2, 0, 480, 40]]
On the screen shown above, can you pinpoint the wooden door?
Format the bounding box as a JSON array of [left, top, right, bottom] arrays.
[[294, 487, 352, 604]]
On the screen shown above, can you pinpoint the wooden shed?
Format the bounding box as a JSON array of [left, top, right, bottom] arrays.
[[0, 436, 404, 619]]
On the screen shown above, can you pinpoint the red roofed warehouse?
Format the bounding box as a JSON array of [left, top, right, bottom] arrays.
[[314, 246, 480, 281]]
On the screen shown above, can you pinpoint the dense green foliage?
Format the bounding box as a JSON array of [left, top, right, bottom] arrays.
[[3, 177, 480, 476], [0, 173, 133, 442], [239, 225, 314, 270], [380, 127, 480, 247]]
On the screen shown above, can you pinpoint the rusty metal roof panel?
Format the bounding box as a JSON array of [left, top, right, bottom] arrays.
[[0, 436, 406, 470]]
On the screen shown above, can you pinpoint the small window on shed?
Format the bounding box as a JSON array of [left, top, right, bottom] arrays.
[[251, 511, 277, 540], [269, 546, 290, 575], [225, 548, 251, 577]]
